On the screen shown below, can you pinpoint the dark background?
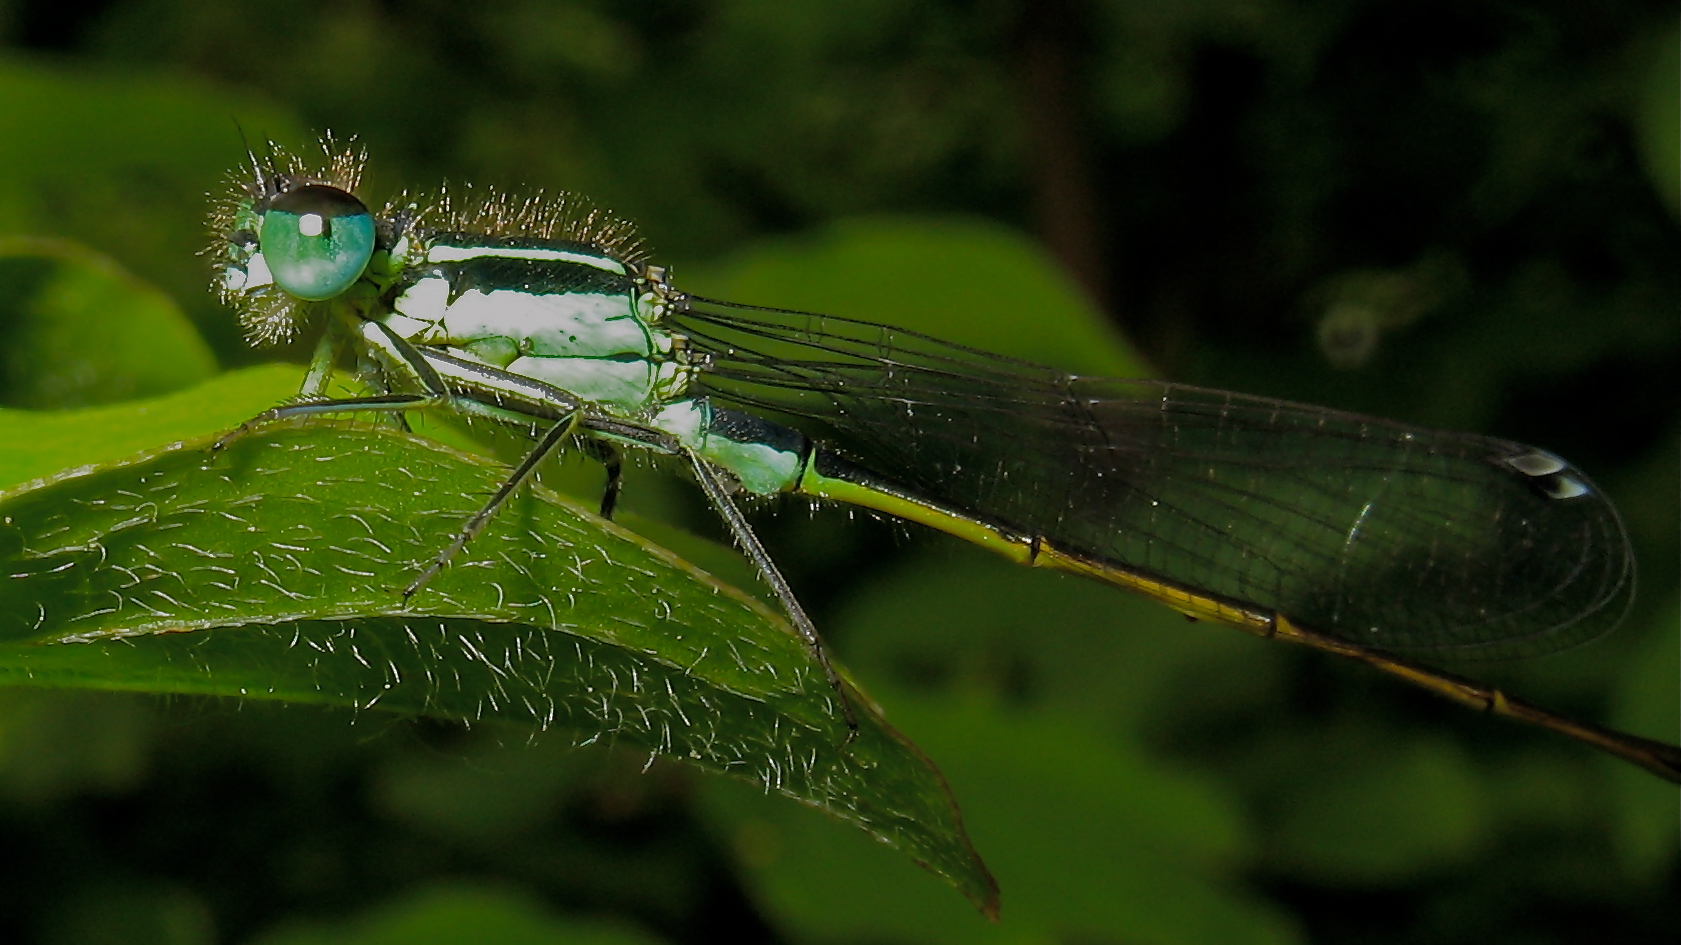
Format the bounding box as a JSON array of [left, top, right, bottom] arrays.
[[0, 2, 1675, 943]]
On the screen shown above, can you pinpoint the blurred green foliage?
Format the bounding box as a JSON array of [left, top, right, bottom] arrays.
[[0, 1, 1675, 944], [0, 237, 216, 408]]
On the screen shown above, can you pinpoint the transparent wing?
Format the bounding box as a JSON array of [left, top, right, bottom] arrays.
[[673, 295, 1634, 660]]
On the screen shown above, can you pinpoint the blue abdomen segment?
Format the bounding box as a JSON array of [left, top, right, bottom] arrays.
[[652, 400, 809, 495]]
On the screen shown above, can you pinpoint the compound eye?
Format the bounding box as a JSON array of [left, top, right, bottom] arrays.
[[259, 184, 375, 301]]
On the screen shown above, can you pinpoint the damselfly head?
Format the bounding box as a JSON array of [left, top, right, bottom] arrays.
[[207, 135, 380, 345]]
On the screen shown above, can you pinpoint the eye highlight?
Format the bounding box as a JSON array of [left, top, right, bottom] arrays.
[[259, 184, 376, 301]]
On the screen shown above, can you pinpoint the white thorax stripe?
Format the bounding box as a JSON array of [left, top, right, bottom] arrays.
[[425, 242, 628, 275]]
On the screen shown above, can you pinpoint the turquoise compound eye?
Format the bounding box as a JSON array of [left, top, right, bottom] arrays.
[[259, 184, 376, 301]]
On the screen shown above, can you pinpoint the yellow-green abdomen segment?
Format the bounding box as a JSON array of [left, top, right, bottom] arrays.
[[794, 444, 1274, 630]]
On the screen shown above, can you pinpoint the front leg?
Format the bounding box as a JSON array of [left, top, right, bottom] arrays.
[[212, 392, 452, 451], [403, 408, 587, 598], [218, 313, 449, 445]]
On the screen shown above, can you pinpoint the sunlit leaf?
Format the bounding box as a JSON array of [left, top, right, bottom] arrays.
[[0, 406, 997, 914]]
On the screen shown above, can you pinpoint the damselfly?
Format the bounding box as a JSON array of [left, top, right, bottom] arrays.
[[209, 137, 1678, 781]]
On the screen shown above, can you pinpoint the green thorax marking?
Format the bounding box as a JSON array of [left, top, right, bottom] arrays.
[[382, 232, 695, 417]]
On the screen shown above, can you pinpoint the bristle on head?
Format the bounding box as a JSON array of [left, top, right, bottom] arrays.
[[429, 183, 647, 265], [207, 134, 369, 242], [237, 288, 309, 346]]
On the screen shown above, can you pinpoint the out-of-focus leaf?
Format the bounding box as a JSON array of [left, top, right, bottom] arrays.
[[1262, 731, 1491, 884], [248, 883, 666, 945], [1608, 594, 1681, 877], [0, 59, 301, 318], [679, 216, 1147, 377], [37, 881, 213, 945], [702, 691, 1296, 944], [1633, 21, 1680, 216], [0, 690, 152, 804], [0, 236, 217, 408]]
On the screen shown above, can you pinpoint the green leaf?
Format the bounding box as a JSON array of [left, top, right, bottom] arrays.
[[702, 692, 1296, 944], [1262, 730, 1491, 884], [0, 59, 303, 313], [0, 364, 300, 491], [248, 883, 667, 945], [1608, 594, 1681, 875], [0, 236, 218, 408], [0, 388, 997, 916]]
